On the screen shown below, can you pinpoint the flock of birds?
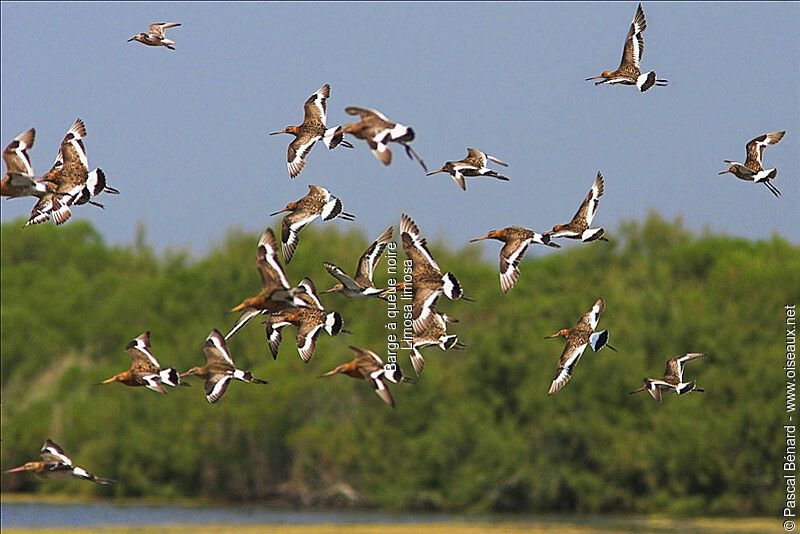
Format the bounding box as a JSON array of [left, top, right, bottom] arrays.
[[1, 4, 788, 487]]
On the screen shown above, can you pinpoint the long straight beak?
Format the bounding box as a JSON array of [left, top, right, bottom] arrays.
[[426, 169, 446, 176], [269, 207, 291, 216], [127, 37, 135, 42], [629, 386, 646, 395], [469, 235, 489, 243], [4, 466, 26, 473], [718, 170, 729, 175], [544, 333, 560, 339], [100, 376, 116, 384], [323, 288, 336, 294], [268, 130, 285, 136], [585, 75, 603, 81], [179, 372, 191, 378]]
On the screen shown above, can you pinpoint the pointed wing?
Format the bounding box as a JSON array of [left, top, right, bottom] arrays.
[[287, 134, 320, 178], [281, 211, 319, 263], [411, 286, 440, 335], [303, 84, 329, 126], [58, 119, 89, 175], [149, 22, 180, 38], [499, 237, 532, 293], [354, 226, 394, 285], [256, 227, 291, 291], [548, 341, 589, 395], [296, 319, 324, 362], [745, 131, 785, 168], [570, 172, 605, 229], [577, 298, 606, 330], [400, 214, 441, 275], [225, 309, 264, 340], [205, 374, 232, 404], [297, 277, 324, 309], [620, 3, 646, 69], [125, 331, 161, 374], [666, 353, 708, 381], [345, 106, 390, 123], [3, 128, 35, 177], [203, 329, 235, 368], [40, 439, 72, 466], [324, 262, 363, 291], [465, 148, 487, 167], [359, 367, 395, 407]]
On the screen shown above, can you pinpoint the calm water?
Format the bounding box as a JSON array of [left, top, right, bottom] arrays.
[[1, 501, 461, 528]]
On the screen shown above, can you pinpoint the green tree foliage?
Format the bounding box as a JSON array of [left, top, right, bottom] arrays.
[[1, 213, 797, 515]]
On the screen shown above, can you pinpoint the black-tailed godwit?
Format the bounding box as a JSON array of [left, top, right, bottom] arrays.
[[128, 22, 181, 49], [408, 312, 463, 377], [586, 4, 667, 92], [338, 107, 427, 171], [270, 185, 355, 263], [630, 353, 708, 402], [99, 332, 182, 394], [401, 213, 473, 335], [320, 346, 413, 408], [264, 305, 347, 362], [470, 226, 560, 293], [546, 172, 608, 243], [323, 226, 394, 298], [26, 119, 118, 226], [1, 128, 50, 198], [270, 84, 353, 178], [181, 329, 269, 403], [427, 148, 509, 191], [4, 439, 114, 485], [545, 298, 616, 396], [226, 227, 309, 340], [719, 131, 786, 197]]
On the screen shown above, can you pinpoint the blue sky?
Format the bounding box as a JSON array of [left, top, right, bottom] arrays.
[[2, 2, 798, 256]]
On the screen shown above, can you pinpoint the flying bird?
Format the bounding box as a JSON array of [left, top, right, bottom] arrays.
[[408, 312, 463, 377], [545, 298, 616, 396], [427, 148, 509, 191], [1, 128, 50, 198], [401, 213, 473, 335], [269, 84, 353, 178], [181, 329, 269, 403], [338, 106, 427, 171], [4, 439, 114, 486], [323, 226, 394, 298], [226, 227, 309, 340], [546, 172, 608, 243], [470, 226, 560, 293], [630, 353, 708, 401], [719, 131, 786, 197], [270, 185, 355, 263], [586, 4, 667, 92], [26, 119, 118, 226], [320, 346, 413, 407], [99, 332, 182, 394], [128, 22, 181, 49], [263, 306, 346, 362]]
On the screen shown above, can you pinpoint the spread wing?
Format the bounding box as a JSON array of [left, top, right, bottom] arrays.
[[570, 172, 604, 228], [256, 227, 291, 292], [355, 226, 394, 285], [621, 3, 646, 69], [465, 148, 487, 167], [548, 341, 589, 396], [324, 262, 362, 291], [287, 134, 320, 178], [40, 439, 72, 466], [281, 210, 319, 263], [296, 319, 324, 362], [297, 277, 324, 310], [745, 131, 786, 168], [666, 352, 707, 381], [203, 329, 235, 368], [3, 128, 35, 177], [577, 298, 605, 330], [400, 214, 441, 275], [125, 331, 161, 374], [205, 374, 232, 404], [149, 22, 180, 38], [303, 84, 329, 126], [499, 237, 531, 293], [345, 106, 390, 123]]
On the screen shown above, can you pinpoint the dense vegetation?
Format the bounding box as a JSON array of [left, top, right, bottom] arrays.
[[1, 214, 797, 515]]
